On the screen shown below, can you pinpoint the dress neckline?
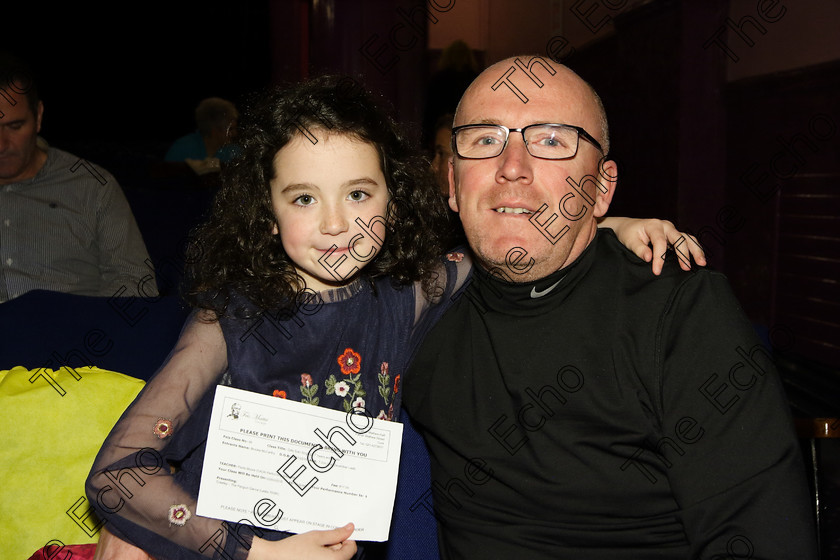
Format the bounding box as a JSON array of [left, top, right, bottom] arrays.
[[317, 275, 368, 304]]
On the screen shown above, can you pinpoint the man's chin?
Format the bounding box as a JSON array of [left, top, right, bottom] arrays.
[[0, 157, 37, 184], [470, 239, 532, 275], [0, 162, 23, 178]]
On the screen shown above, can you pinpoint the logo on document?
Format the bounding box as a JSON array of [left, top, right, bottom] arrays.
[[227, 403, 241, 419]]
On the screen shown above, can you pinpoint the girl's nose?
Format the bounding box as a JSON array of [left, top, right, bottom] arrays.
[[320, 205, 349, 235]]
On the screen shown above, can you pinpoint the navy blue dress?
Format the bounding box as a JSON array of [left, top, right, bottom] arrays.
[[86, 255, 470, 560]]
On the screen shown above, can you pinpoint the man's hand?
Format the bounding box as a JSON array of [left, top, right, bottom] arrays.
[[93, 527, 153, 560], [248, 523, 358, 560], [599, 217, 706, 275]]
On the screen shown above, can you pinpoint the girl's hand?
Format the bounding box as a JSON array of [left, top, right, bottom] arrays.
[[599, 217, 706, 275], [248, 523, 357, 560], [93, 527, 153, 560]]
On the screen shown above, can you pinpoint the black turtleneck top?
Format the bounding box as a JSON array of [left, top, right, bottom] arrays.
[[403, 229, 816, 559]]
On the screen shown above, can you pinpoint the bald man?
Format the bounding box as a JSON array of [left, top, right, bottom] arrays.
[[403, 57, 816, 559]]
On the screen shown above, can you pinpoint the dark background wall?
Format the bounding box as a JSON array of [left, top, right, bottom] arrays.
[[3, 4, 270, 151], [556, 0, 840, 416]]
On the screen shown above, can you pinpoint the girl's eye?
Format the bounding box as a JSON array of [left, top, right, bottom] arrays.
[[294, 194, 315, 206], [348, 190, 369, 202]]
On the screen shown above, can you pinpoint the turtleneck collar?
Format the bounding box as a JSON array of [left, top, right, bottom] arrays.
[[468, 232, 600, 316]]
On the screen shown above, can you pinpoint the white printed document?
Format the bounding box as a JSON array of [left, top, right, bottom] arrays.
[[197, 385, 403, 541]]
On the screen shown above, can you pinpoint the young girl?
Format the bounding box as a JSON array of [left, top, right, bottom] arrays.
[[86, 76, 703, 560]]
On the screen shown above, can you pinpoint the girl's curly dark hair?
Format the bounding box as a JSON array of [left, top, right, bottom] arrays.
[[184, 75, 451, 318]]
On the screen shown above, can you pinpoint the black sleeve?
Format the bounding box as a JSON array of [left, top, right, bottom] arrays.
[[656, 270, 818, 559]]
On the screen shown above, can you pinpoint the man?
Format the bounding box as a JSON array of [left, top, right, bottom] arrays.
[[430, 112, 468, 250], [164, 97, 240, 173], [0, 53, 156, 301], [431, 113, 455, 197], [403, 56, 816, 558]]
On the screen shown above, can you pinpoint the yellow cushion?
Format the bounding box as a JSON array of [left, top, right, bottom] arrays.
[[0, 366, 144, 559]]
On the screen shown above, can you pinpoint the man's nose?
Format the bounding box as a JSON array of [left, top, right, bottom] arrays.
[[496, 132, 534, 184]]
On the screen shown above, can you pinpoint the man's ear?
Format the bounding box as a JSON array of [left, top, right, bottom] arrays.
[[271, 222, 279, 235], [447, 159, 458, 213], [593, 158, 617, 218]]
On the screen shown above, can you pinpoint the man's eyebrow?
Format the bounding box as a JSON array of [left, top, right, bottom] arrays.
[[467, 118, 502, 126]]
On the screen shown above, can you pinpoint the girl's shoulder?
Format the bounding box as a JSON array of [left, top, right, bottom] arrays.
[[433, 246, 475, 301], [410, 246, 474, 321]]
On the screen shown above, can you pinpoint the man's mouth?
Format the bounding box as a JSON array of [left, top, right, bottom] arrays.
[[494, 206, 533, 215]]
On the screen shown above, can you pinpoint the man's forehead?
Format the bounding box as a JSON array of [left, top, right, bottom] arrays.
[[455, 93, 591, 129], [456, 58, 594, 126], [0, 89, 33, 119]]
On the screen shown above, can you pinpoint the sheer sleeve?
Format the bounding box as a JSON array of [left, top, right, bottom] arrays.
[[412, 247, 473, 331], [85, 311, 254, 560]]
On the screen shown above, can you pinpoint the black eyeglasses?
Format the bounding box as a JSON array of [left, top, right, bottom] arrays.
[[452, 123, 604, 160]]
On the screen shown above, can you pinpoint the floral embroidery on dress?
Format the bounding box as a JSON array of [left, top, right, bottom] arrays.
[[299, 373, 319, 405], [327, 348, 366, 412], [378, 362, 391, 405], [153, 418, 173, 439], [168, 504, 191, 526], [446, 252, 464, 262], [332, 380, 351, 398], [393, 374, 401, 395], [337, 348, 361, 375], [272, 390, 287, 399], [319, 352, 396, 418], [377, 362, 397, 421]]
